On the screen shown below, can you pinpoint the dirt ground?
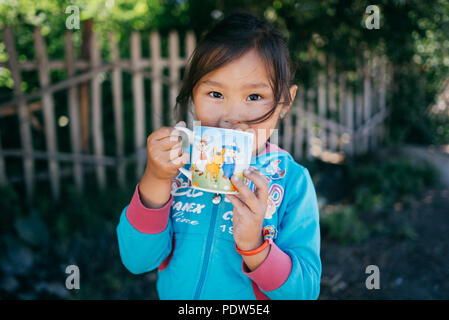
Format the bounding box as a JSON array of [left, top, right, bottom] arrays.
[[319, 186, 449, 299]]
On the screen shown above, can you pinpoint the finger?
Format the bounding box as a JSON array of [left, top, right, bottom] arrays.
[[169, 150, 190, 168], [150, 126, 177, 141], [174, 121, 186, 128], [244, 167, 269, 201], [155, 136, 182, 151], [230, 175, 259, 214], [226, 194, 253, 219], [166, 144, 184, 161]]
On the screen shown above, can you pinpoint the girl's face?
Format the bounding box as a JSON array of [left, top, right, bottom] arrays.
[[192, 48, 298, 155]]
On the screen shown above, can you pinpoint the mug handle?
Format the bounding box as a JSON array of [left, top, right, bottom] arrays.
[[174, 126, 194, 180]]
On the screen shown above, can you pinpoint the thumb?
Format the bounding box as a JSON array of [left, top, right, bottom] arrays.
[[174, 121, 186, 128]]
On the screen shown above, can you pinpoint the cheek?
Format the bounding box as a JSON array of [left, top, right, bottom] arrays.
[[193, 100, 221, 126]]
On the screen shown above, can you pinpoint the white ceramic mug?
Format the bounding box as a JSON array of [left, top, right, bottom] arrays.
[[174, 125, 254, 194]]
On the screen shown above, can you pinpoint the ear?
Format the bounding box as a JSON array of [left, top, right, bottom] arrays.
[[280, 84, 298, 118]]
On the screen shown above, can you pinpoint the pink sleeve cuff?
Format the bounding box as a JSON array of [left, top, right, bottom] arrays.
[[125, 183, 173, 234], [241, 239, 292, 292]]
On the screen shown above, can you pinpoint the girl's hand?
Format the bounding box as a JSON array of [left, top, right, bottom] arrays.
[[226, 167, 270, 251], [144, 121, 190, 182]]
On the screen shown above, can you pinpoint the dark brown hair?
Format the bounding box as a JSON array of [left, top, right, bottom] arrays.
[[176, 10, 296, 124]]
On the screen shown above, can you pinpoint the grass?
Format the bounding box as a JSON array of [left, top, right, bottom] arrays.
[[312, 153, 439, 246]]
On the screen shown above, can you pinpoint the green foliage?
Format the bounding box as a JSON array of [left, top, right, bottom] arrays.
[[0, 185, 24, 234], [317, 155, 439, 246], [320, 205, 371, 245], [348, 156, 439, 210], [0, 174, 161, 299]]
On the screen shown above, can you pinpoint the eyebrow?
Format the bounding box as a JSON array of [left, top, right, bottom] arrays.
[[200, 79, 271, 90]]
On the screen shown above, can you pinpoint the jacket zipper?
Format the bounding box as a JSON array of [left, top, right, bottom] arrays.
[[193, 199, 220, 299]]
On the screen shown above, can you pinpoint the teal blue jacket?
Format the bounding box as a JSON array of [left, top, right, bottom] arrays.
[[116, 143, 321, 299]]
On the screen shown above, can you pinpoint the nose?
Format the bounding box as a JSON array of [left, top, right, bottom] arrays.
[[218, 103, 246, 130]]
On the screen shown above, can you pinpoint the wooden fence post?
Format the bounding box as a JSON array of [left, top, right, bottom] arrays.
[[355, 57, 364, 155], [318, 53, 327, 155], [378, 55, 387, 147], [150, 31, 163, 131], [293, 86, 305, 160], [306, 87, 315, 159], [34, 27, 60, 201], [338, 73, 346, 152], [0, 133, 6, 186], [362, 50, 372, 153], [345, 82, 354, 156], [65, 30, 84, 194], [109, 32, 126, 189], [328, 55, 338, 152], [131, 31, 146, 180], [185, 31, 196, 127], [90, 30, 106, 190], [3, 26, 34, 202], [80, 19, 93, 153], [3, 26, 34, 201], [282, 103, 293, 153], [169, 31, 180, 126]]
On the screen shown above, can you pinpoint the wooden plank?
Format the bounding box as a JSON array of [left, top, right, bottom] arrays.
[[34, 27, 60, 201], [185, 31, 196, 127], [282, 101, 293, 153], [355, 57, 364, 155], [8, 164, 97, 185], [378, 55, 387, 147], [1, 149, 118, 166], [0, 63, 112, 111], [293, 86, 305, 160], [109, 32, 126, 189], [131, 31, 146, 179], [370, 54, 379, 150], [150, 31, 163, 130], [0, 60, 90, 71], [90, 31, 106, 190], [345, 84, 354, 156], [0, 133, 7, 186], [328, 56, 337, 152], [282, 112, 292, 153], [3, 26, 35, 202], [306, 87, 315, 159], [65, 30, 84, 194], [169, 31, 180, 126], [80, 20, 93, 154], [338, 74, 346, 152], [362, 51, 371, 153], [317, 53, 327, 155], [0, 101, 41, 118]]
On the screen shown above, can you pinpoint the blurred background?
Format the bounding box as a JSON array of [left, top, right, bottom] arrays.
[[0, 0, 448, 299]]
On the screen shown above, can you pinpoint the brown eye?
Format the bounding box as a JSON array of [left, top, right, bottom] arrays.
[[247, 94, 263, 101], [208, 91, 223, 99]]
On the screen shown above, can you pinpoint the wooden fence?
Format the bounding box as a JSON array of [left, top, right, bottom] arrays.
[[0, 25, 389, 203]]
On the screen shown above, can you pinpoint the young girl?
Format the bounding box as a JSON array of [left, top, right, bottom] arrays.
[[116, 11, 321, 300]]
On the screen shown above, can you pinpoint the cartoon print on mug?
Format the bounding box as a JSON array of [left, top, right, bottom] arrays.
[[195, 135, 209, 174], [222, 137, 239, 180], [189, 126, 253, 193]]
